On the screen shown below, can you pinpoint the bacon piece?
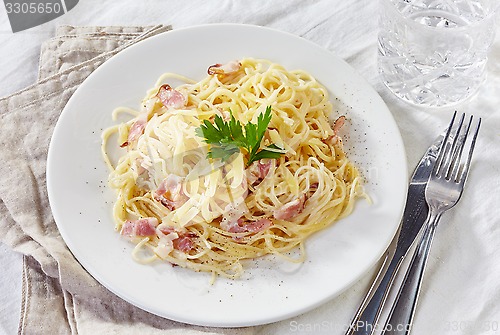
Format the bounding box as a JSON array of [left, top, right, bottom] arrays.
[[220, 201, 248, 232], [154, 175, 188, 210], [207, 60, 242, 75], [322, 116, 346, 146], [226, 217, 272, 234], [242, 218, 272, 233], [156, 84, 186, 109], [333, 115, 345, 135], [172, 235, 195, 252], [273, 194, 306, 221], [159, 226, 176, 235], [154, 230, 178, 258], [155, 175, 182, 197], [225, 218, 246, 233], [247, 159, 273, 186], [120, 217, 158, 237], [158, 226, 196, 253], [120, 221, 134, 236], [135, 220, 157, 236], [121, 118, 146, 147]]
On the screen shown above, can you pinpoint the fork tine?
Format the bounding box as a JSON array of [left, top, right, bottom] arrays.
[[441, 113, 465, 178], [434, 111, 457, 176], [459, 117, 481, 184], [449, 115, 473, 181]]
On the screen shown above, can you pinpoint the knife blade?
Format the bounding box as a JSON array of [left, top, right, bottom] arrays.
[[345, 133, 443, 335]]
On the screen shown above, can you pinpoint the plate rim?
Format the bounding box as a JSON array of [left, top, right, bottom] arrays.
[[47, 23, 408, 327]]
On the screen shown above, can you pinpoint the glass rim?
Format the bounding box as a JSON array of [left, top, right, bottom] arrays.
[[382, 0, 500, 30]]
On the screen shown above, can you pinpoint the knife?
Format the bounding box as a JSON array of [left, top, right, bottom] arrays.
[[345, 134, 443, 335]]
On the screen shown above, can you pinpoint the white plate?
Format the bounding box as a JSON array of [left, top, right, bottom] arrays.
[[47, 24, 407, 327]]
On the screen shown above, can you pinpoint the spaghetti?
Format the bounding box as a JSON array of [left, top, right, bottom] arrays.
[[101, 58, 364, 279]]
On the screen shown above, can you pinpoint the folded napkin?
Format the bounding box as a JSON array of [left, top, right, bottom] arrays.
[[0, 25, 253, 335]]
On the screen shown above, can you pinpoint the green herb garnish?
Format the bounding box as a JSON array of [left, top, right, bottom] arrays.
[[196, 106, 284, 167]]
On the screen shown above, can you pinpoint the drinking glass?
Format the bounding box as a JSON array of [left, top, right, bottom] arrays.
[[378, 0, 498, 107]]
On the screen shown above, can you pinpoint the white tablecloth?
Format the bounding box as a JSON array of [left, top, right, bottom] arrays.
[[1, 1, 499, 334]]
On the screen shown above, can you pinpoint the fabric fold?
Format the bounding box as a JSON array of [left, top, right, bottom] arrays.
[[0, 24, 254, 335]]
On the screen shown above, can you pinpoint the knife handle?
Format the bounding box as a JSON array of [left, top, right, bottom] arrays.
[[345, 250, 405, 335], [381, 213, 440, 335]]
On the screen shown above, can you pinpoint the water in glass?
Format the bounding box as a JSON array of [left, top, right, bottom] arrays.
[[378, 0, 497, 107]]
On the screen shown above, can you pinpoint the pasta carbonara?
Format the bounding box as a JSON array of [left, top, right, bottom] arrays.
[[101, 58, 364, 280]]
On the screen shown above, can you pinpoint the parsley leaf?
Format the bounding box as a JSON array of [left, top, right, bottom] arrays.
[[196, 106, 284, 167]]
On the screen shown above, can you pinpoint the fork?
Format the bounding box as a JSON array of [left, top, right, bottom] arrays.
[[381, 112, 481, 335]]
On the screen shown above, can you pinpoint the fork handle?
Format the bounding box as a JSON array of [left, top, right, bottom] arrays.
[[381, 210, 442, 335], [344, 248, 405, 335]]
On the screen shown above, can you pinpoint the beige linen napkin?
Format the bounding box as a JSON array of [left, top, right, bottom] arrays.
[[0, 25, 253, 335]]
